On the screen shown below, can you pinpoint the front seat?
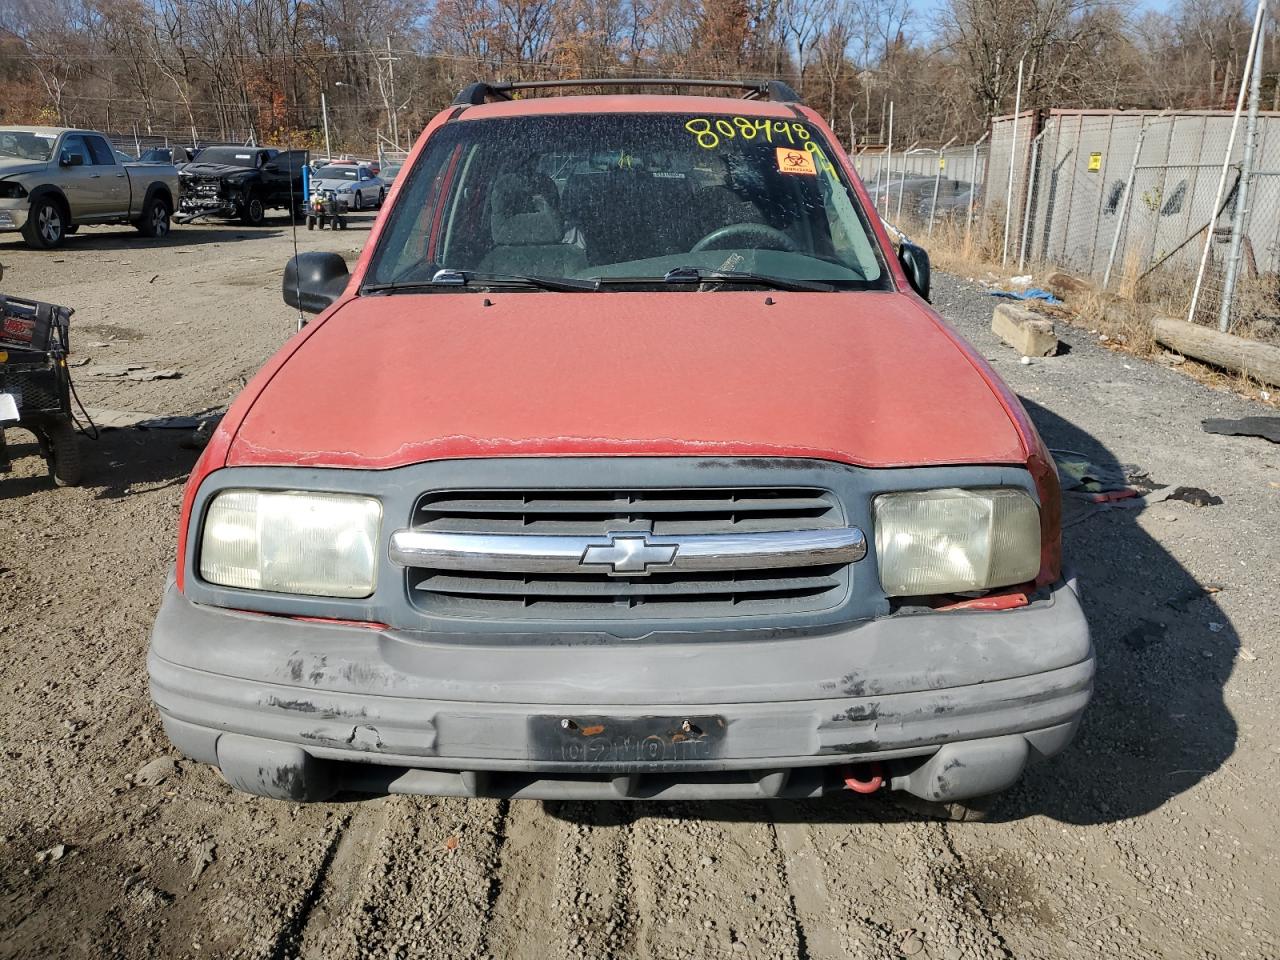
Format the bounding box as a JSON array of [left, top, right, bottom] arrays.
[[478, 173, 586, 277]]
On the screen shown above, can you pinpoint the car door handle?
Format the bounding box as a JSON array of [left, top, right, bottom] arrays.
[[115, 174, 126, 178], [89, 174, 101, 179]]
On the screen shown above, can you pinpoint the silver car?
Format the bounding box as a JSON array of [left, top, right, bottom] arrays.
[[310, 163, 384, 210], [0, 126, 180, 248]]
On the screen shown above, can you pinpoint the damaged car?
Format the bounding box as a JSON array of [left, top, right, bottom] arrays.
[[178, 146, 308, 225], [149, 79, 1093, 819]]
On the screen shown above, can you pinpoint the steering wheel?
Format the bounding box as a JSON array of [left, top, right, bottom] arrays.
[[691, 222, 799, 253]]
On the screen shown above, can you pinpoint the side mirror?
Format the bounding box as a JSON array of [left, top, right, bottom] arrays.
[[264, 162, 280, 173], [60, 151, 83, 167], [899, 241, 931, 301], [283, 252, 350, 314]]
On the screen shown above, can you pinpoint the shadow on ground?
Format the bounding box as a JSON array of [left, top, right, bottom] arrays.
[[0, 226, 286, 253], [546, 400, 1238, 828], [0, 424, 199, 501]]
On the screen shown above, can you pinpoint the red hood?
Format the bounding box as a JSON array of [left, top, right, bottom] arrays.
[[225, 290, 1028, 469]]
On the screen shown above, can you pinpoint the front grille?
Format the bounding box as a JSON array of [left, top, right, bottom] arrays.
[[405, 487, 851, 620], [187, 178, 222, 197]]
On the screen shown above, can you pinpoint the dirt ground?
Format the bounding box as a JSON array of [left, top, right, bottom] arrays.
[[1, 215, 1278, 960]]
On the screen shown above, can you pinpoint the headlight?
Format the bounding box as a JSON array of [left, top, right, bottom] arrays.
[[199, 490, 381, 598], [0, 181, 27, 199], [874, 488, 1040, 597]]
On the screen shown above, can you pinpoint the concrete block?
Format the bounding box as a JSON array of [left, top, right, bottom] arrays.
[[992, 302, 1058, 357]]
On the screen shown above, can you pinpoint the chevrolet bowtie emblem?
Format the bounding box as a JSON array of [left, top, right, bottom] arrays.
[[580, 535, 679, 576]]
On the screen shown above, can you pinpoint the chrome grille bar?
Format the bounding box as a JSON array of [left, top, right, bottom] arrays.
[[390, 528, 866, 577]]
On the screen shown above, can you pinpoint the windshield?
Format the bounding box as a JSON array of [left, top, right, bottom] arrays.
[[366, 113, 888, 291], [0, 130, 57, 162], [317, 165, 360, 181], [195, 147, 259, 167]]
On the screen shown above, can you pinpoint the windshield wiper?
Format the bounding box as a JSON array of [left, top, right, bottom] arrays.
[[363, 268, 598, 295], [596, 267, 834, 292]]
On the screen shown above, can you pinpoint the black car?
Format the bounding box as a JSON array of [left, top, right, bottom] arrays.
[[178, 146, 308, 225], [139, 145, 198, 167]]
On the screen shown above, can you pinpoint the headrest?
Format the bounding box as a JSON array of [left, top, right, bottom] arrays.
[[489, 172, 563, 245], [493, 208, 563, 245]]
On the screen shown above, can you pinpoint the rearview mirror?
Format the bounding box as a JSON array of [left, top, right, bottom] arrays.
[[283, 252, 350, 314], [899, 241, 931, 301]]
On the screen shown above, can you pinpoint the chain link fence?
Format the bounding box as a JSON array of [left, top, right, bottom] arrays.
[[868, 107, 1280, 341], [855, 139, 990, 242]]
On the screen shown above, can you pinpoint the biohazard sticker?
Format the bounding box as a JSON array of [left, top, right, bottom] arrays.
[[776, 147, 817, 175]]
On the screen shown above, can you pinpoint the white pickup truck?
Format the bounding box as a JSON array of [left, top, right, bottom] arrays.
[[0, 126, 181, 249]]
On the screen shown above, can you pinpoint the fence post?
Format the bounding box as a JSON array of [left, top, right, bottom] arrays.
[[965, 131, 990, 249], [1103, 119, 1149, 290], [1189, 0, 1268, 323], [881, 101, 894, 218], [1001, 55, 1025, 265], [1018, 125, 1048, 269], [1219, 8, 1266, 332], [928, 136, 958, 238], [894, 143, 918, 222]]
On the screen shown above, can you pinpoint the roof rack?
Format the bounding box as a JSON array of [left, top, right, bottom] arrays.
[[452, 78, 802, 107]]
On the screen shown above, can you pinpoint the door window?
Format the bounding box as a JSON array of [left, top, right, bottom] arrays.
[[61, 135, 90, 165], [86, 136, 116, 165]]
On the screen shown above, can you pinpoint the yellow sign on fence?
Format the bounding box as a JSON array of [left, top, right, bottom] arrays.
[[1088, 152, 1103, 173]]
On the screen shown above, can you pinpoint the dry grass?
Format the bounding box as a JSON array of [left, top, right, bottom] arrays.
[[901, 214, 1279, 407]]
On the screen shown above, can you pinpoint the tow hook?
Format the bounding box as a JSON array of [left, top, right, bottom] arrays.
[[842, 761, 885, 794]]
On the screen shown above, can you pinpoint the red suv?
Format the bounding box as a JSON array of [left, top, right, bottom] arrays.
[[149, 80, 1092, 818]]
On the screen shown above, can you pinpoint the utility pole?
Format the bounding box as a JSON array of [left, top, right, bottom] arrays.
[[383, 36, 401, 150], [321, 91, 332, 161]]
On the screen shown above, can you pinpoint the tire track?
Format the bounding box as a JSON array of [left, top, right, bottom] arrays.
[[341, 795, 506, 959], [292, 800, 394, 959], [625, 802, 803, 959], [547, 801, 637, 960], [472, 799, 561, 960], [802, 800, 1016, 960], [768, 809, 847, 960]]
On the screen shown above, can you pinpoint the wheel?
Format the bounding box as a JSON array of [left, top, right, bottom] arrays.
[[898, 792, 1000, 822], [43, 420, 81, 487], [134, 194, 171, 238], [306, 217, 315, 230], [22, 196, 67, 249], [377, 188, 385, 207], [239, 193, 266, 226], [352, 191, 363, 211], [338, 218, 348, 230], [691, 222, 800, 253]]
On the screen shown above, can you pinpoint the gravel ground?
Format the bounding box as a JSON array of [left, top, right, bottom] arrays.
[[0, 217, 1277, 960]]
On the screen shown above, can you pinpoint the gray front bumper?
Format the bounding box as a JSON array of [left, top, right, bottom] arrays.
[[149, 579, 1093, 802]]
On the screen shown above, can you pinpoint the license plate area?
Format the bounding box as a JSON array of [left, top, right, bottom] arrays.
[[528, 714, 726, 765]]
